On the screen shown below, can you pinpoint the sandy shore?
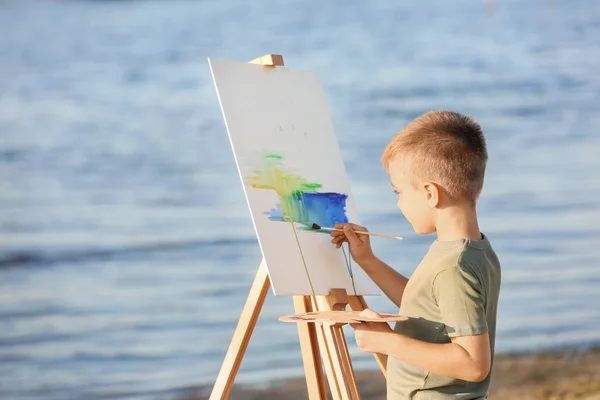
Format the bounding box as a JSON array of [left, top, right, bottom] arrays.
[[194, 347, 600, 400]]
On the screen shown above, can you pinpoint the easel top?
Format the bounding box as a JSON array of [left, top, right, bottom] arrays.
[[249, 54, 285, 67]]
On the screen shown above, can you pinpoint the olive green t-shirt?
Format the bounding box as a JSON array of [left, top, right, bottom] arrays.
[[388, 234, 501, 400]]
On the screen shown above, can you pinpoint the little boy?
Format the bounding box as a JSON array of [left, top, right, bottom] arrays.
[[331, 110, 501, 399]]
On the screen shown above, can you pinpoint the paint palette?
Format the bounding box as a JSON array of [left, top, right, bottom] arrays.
[[279, 311, 408, 324]]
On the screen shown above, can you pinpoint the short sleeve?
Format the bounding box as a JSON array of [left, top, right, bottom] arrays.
[[433, 266, 488, 337]]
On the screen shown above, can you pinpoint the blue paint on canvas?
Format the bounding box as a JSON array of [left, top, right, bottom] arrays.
[[264, 192, 348, 229], [302, 192, 349, 227]]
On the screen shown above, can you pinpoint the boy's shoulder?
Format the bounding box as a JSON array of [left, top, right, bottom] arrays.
[[423, 233, 500, 285]]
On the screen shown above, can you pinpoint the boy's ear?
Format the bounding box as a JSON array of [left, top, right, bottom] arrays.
[[423, 181, 441, 208]]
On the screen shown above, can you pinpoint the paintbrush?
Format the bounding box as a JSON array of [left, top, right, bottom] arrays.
[[311, 223, 403, 241]]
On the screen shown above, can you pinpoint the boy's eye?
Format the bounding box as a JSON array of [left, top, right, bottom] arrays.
[[393, 189, 400, 195]]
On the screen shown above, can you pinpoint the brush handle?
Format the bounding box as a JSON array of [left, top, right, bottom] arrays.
[[320, 226, 403, 241]]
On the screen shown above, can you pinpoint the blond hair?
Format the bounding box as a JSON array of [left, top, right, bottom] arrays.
[[381, 110, 488, 202]]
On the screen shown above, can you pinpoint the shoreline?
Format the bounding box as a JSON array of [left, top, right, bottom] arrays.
[[193, 347, 600, 400]]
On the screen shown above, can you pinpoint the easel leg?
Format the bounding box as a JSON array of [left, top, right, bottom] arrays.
[[208, 266, 377, 400], [311, 297, 345, 400], [316, 293, 360, 400], [209, 260, 270, 400], [294, 296, 327, 399], [325, 323, 359, 400], [333, 326, 360, 400], [348, 296, 388, 378]]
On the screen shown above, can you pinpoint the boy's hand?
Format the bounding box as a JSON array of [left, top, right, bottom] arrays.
[[350, 309, 395, 354], [331, 223, 376, 266]]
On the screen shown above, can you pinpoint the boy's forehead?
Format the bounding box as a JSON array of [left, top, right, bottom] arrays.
[[389, 165, 408, 186], [389, 158, 421, 188], [388, 159, 410, 178]]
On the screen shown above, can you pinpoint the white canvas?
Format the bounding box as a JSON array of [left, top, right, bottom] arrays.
[[208, 57, 381, 296]]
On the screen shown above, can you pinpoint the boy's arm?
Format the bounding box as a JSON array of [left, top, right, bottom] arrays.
[[353, 318, 491, 382], [386, 331, 491, 382], [360, 256, 408, 308], [354, 261, 493, 382], [397, 264, 492, 381], [332, 223, 408, 308]]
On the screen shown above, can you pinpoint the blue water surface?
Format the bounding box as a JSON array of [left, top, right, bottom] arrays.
[[1, 0, 599, 399]]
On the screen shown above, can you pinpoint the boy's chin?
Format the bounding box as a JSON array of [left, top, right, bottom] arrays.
[[411, 224, 436, 235]]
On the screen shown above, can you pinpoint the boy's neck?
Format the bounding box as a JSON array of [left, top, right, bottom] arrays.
[[434, 203, 482, 242]]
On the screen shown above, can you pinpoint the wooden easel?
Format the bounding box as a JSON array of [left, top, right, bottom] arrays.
[[209, 54, 387, 400]]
